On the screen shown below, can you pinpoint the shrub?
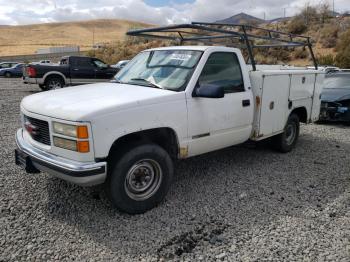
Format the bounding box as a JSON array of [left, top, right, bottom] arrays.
[[317, 54, 335, 65], [335, 29, 350, 68], [293, 48, 308, 59], [319, 24, 339, 48], [254, 47, 290, 64], [288, 18, 307, 34]]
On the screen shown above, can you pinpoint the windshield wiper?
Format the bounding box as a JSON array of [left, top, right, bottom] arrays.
[[130, 78, 163, 89]]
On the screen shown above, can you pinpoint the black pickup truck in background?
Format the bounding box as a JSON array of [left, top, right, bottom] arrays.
[[23, 56, 118, 90]]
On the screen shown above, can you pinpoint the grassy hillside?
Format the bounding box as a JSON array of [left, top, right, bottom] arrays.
[[0, 19, 152, 56]]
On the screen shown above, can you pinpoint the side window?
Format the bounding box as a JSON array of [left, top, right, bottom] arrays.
[[198, 52, 245, 93], [73, 58, 92, 67], [92, 59, 108, 68], [60, 59, 68, 65]]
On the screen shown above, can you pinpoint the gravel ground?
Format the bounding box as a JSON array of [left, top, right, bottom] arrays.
[[1, 78, 350, 261]]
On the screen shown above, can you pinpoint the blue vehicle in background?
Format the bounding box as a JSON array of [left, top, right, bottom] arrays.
[[0, 63, 24, 78], [0, 62, 18, 69]]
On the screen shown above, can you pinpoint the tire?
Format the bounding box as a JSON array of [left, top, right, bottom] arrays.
[[272, 114, 300, 153], [4, 72, 11, 78], [45, 76, 64, 90], [106, 143, 174, 214]]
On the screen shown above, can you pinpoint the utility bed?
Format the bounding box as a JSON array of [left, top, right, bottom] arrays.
[[249, 68, 324, 140]]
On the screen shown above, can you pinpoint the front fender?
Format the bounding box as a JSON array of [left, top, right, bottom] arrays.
[[90, 100, 188, 159]]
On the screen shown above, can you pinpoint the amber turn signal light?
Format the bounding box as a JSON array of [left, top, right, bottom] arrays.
[[77, 126, 89, 139], [77, 141, 90, 153]]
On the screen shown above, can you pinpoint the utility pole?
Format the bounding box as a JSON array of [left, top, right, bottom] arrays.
[[92, 26, 95, 48], [92, 26, 95, 56]]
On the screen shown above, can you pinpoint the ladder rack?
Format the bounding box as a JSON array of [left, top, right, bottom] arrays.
[[126, 22, 318, 71]]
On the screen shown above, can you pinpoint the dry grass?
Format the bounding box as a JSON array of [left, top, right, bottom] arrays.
[[0, 19, 152, 56]]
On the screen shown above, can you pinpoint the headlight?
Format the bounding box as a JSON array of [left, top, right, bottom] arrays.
[[52, 122, 90, 153], [53, 136, 90, 153], [53, 122, 88, 138]]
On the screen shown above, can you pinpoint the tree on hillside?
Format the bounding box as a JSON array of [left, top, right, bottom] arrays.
[[319, 2, 332, 24], [300, 4, 318, 25]]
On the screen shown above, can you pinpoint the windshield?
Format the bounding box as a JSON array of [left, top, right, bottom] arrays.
[[115, 50, 203, 91]]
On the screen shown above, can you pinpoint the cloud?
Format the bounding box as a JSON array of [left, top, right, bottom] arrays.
[[0, 0, 348, 25]]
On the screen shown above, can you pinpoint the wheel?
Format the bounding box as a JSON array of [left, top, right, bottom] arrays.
[[45, 76, 64, 90], [4, 72, 11, 78], [272, 114, 300, 153], [106, 143, 174, 214]]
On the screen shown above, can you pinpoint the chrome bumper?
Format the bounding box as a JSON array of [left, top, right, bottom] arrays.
[[15, 129, 107, 186]]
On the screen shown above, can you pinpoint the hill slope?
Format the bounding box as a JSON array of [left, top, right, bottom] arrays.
[[0, 19, 151, 56], [215, 12, 265, 24]]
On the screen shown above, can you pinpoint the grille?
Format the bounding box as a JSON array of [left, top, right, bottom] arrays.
[[24, 116, 51, 145]]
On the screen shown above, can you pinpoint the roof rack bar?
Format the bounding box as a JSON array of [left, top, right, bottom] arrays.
[[307, 38, 318, 69], [191, 22, 309, 46], [252, 43, 305, 48], [191, 21, 309, 40], [182, 34, 241, 41], [127, 23, 243, 38], [126, 22, 318, 70], [130, 33, 179, 40], [241, 25, 256, 71]]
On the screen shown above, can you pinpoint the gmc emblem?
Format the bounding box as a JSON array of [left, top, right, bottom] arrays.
[[24, 121, 39, 136]]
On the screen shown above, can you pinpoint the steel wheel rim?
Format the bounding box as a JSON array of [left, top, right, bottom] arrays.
[[285, 122, 296, 146], [124, 159, 163, 201], [49, 80, 62, 89]]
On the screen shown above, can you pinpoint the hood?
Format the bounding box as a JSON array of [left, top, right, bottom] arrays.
[[21, 83, 184, 121], [321, 88, 350, 102]]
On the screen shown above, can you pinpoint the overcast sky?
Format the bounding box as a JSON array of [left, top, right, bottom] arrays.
[[0, 0, 348, 25]]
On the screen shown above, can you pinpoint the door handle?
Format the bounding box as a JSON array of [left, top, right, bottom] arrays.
[[242, 99, 250, 107]]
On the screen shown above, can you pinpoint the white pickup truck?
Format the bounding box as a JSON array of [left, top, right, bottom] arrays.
[[15, 45, 324, 214]]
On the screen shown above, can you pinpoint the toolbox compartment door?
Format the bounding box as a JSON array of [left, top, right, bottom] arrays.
[[258, 75, 290, 137]]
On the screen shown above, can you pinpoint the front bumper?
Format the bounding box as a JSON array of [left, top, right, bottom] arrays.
[[320, 102, 350, 122], [15, 129, 107, 186]]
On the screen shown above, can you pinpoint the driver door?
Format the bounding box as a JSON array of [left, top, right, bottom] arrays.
[[92, 59, 116, 81], [186, 51, 254, 157]]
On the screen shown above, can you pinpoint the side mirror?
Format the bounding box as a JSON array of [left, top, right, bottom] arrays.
[[193, 83, 225, 98]]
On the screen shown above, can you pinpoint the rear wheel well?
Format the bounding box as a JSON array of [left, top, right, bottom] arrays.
[[291, 107, 307, 123], [108, 128, 179, 161]]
